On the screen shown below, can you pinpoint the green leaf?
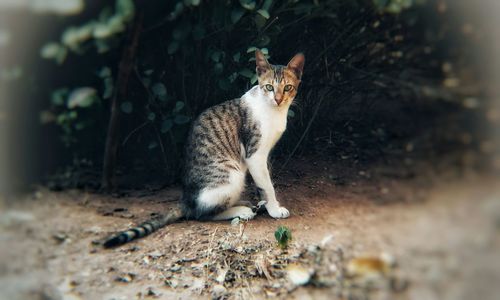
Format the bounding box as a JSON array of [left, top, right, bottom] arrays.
[[116, 0, 135, 21], [256, 34, 271, 46], [98, 67, 111, 78], [169, 2, 184, 21], [62, 26, 82, 49], [40, 42, 67, 64], [274, 226, 292, 249], [233, 52, 241, 62], [75, 122, 86, 130], [68, 110, 77, 119], [214, 62, 223, 75], [94, 39, 110, 53], [56, 113, 67, 125], [257, 9, 270, 19], [120, 101, 133, 114], [211, 51, 222, 62], [401, 0, 413, 9], [67, 87, 97, 109], [148, 141, 158, 149], [254, 14, 267, 29], [167, 41, 179, 54], [161, 119, 173, 133], [228, 72, 239, 83], [107, 15, 126, 34], [40, 42, 62, 58], [287, 109, 295, 118], [174, 115, 190, 124], [102, 77, 114, 99], [239, 68, 254, 78], [260, 48, 269, 55], [147, 112, 156, 121], [51, 88, 69, 106], [246, 46, 258, 53], [93, 22, 114, 39], [386, 3, 402, 14], [173, 101, 185, 113], [239, 0, 256, 10], [151, 82, 167, 98], [143, 69, 154, 76], [262, 0, 273, 11], [231, 8, 245, 24], [250, 74, 258, 84], [373, 0, 389, 9]]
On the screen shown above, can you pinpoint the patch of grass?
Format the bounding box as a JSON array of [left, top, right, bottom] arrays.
[[274, 226, 292, 250]]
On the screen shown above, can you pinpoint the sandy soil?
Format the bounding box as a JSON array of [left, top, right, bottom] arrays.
[[1, 158, 499, 300]]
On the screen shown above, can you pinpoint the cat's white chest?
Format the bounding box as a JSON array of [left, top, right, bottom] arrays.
[[243, 87, 288, 153], [259, 110, 287, 148]]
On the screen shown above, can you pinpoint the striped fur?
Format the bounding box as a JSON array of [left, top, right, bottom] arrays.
[[103, 50, 305, 248]]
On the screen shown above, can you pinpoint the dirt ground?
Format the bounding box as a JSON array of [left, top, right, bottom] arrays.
[[1, 157, 499, 300]]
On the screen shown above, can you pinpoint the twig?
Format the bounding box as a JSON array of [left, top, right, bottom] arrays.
[[278, 90, 328, 174], [309, 15, 366, 68], [121, 121, 149, 146], [181, 54, 188, 106], [346, 65, 419, 91], [205, 227, 219, 284], [152, 125, 169, 168], [260, 16, 279, 34]]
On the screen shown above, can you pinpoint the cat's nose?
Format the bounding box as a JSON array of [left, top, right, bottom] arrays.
[[275, 94, 283, 105]]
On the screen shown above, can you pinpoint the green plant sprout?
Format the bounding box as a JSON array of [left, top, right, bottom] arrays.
[[275, 225, 292, 250]]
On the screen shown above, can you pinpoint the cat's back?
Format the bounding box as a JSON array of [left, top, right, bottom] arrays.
[[196, 98, 243, 131], [185, 98, 245, 164]]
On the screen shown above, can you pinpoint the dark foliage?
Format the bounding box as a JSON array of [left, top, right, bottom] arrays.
[[9, 0, 485, 189]]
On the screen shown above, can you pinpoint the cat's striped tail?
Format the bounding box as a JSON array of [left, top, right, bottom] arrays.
[[103, 207, 183, 248]]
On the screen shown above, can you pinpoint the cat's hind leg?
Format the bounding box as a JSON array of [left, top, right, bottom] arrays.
[[211, 206, 256, 221], [194, 169, 248, 219]]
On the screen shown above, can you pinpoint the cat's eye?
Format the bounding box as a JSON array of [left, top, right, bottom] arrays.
[[284, 85, 294, 92], [265, 84, 274, 91]]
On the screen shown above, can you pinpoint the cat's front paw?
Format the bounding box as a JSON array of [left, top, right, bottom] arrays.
[[267, 206, 290, 219]]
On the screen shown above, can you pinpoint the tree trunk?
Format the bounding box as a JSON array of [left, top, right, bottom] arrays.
[[101, 11, 143, 192]]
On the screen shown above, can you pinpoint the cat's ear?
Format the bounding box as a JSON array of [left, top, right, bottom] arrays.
[[255, 50, 271, 76], [287, 53, 305, 79]]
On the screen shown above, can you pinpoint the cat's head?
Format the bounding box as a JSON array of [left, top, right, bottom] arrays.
[[255, 50, 305, 107]]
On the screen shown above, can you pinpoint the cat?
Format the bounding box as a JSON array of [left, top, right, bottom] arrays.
[[103, 50, 305, 248]]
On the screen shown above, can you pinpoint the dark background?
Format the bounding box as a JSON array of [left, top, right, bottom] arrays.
[[0, 0, 497, 193]]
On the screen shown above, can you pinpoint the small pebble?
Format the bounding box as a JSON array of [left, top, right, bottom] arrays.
[[287, 264, 312, 286], [212, 284, 227, 298]]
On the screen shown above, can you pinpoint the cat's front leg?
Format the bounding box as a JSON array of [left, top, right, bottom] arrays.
[[246, 154, 290, 219]]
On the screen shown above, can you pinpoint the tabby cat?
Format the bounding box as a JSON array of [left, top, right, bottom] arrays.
[[104, 50, 305, 247]]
